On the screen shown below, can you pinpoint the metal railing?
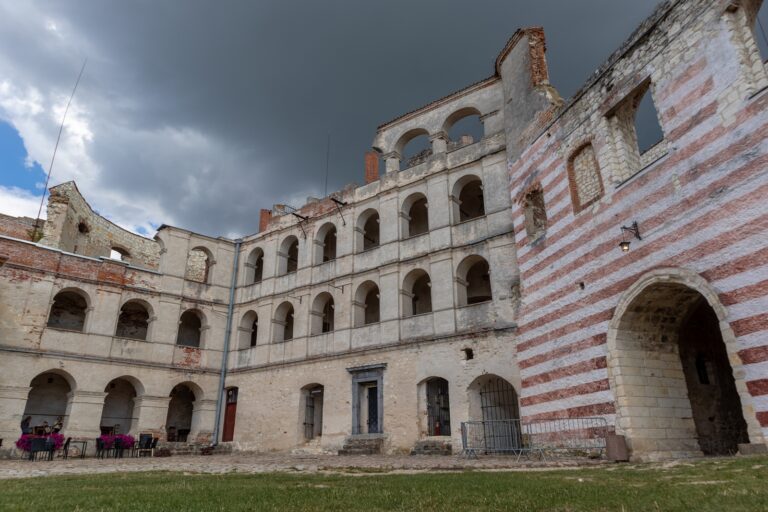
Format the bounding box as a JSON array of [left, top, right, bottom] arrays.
[[460, 417, 609, 460]]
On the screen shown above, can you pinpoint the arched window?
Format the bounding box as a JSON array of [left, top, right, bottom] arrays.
[[356, 209, 380, 252], [246, 248, 264, 284], [396, 128, 431, 170], [274, 301, 295, 342], [444, 107, 483, 151], [314, 223, 337, 264], [354, 281, 380, 326], [185, 247, 212, 284], [401, 193, 429, 238], [238, 310, 258, 349], [311, 292, 335, 335], [452, 176, 485, 223], [115, 300, 150, 340], [177, 310, 203, 348], [457, 255, 492, 306], [278, 236, 299, 275], [402, 269, 432, 317], [47, 290, 88, 331], [567, 143, 604, 213]]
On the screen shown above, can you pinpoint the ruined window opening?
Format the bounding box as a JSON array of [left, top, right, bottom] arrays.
[[425, 377, 451, 436], [402, 194, 429, 238], [115, 301, 150, 340], [463, 348, 474, 360], [185, 247, 212, 284], [401, 133, 432, 169], [274, 302, 295, 342], [403, 269, 432, 317], [77, 222, 90, 234], [109, 247, 129, 261], [247, 248, 264, 284], [354, 281, 380, 326], [278, 236, 299, 276], [356, 210, 380, 252], [47, 291, 88, 331], [567, 143, 604, 213], [522, 187, 547, 241], [310, 293, 335, 335], [454, 177, 485, 223], [635, 87, 664, 155], [757, 1, 768, 61], [302, 384, 324, 440], [458, 256, 492, 306], [177, 310, 202, 348], [446, 110, 483, 151], [315, 223, 337, 264]]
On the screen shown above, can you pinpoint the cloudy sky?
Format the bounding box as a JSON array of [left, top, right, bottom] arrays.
[[0, 1, 668, 238]]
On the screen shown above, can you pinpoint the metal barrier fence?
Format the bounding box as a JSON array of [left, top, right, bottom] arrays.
[[460, 417, 609, 460]]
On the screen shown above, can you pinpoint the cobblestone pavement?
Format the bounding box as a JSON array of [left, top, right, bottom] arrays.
[[0, 453, 608, 479]]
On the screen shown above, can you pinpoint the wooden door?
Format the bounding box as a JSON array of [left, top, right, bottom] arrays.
[[222, 387, 238, 442]]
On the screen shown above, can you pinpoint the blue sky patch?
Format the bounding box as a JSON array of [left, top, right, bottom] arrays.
[[0, 121, 46, 193]]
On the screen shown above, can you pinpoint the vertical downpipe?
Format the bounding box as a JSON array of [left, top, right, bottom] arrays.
[[212, 238, 241, 446]]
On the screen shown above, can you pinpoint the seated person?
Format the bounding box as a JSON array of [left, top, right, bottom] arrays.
[[52, 417, 63, 433], [20, 416, 32, 435]]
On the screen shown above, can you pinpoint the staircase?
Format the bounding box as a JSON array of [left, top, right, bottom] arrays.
[[338, 435, 384, 455], [410, 439, 452, 456]]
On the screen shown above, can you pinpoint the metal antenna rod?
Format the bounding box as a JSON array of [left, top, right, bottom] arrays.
[[33, 58, 88, 237], [323, 134, 330, 197]]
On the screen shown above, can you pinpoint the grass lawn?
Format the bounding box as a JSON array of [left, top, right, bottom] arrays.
[[1, 456, 767, 511]]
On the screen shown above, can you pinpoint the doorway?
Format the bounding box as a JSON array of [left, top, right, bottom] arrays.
[[348, 364, 385, 435], [222, 387, 238, 442]]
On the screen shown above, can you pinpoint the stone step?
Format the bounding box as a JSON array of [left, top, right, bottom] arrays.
[[338, 435, 384, 456], [410, 440, 453, 456]]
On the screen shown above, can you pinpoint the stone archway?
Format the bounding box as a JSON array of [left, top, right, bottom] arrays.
[[607, 268, 759, 460]]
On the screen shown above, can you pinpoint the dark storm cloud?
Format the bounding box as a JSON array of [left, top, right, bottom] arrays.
[[0, 0, 660, 237]]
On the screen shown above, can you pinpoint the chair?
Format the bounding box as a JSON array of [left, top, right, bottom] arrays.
[[28, 437, 53, 461], [58, 437, 72, 460], [113, 438, 124, 459], [96, 437, 106, 459], [134, 434, 152, 457], [137, 437, 158, 458]]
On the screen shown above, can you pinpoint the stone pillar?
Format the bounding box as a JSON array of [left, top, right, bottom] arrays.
[[191, 398, 218, 444], [383, 152, 400, 173], [430, 132, 448, 154], [64, 390, 107, 440], [133, 395, 172, 437], [0, 385, 31, 453]]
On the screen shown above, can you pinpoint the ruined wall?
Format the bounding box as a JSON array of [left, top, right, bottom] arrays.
[[507, 0, 768, 458], [0, 214, 40, 241], [39, 182, 161, 270]]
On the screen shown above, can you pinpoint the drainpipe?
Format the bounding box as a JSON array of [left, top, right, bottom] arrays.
[[212, 238, 241, 446]]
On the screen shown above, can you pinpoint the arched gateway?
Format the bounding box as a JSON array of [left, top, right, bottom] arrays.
[[607, 269, 761, 460]]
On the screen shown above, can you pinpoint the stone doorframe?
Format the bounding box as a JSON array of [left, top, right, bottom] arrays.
[[347, 363, 386, 435], [606, 267, 765, 458]]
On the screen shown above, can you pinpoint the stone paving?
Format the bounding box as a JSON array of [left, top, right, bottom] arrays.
[[0, 453, 607, 479]]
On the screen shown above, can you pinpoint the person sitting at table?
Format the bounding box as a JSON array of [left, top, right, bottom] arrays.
[[20, 416, 31, 435], [42, 421, 52, 435], [52, 417, 63, 433]]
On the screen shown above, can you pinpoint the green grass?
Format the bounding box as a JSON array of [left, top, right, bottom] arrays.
[[1, 456, 767, 511]]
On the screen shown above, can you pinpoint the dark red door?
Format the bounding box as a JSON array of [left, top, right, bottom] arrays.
[[222, 387, 238, 442]]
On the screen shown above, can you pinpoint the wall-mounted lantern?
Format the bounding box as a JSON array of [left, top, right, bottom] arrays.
[[619, 221, 642, 252]]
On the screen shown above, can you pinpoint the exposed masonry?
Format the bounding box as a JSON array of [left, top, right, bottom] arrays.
[[0, 0, 766, 460]]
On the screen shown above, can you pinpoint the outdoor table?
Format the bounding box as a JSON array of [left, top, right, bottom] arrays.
[[69, 440, 87, 459]]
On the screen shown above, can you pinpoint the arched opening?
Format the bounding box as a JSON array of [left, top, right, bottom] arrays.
[[279, 236, 299, 275], [22, 371, 74, 435], [177, 310, 203, 348], [610, 277, 750, 458], [310, 293, 334, 335], [396, 128, 431, 170], [100, 378, 140, 435], [246, 248, 264, 284], [452, 176, 485, 223], [422, 377, 451, 437], [354, 281, 380, 326], [185, 247, 212, 284], [47, 290, 88, 331], [402, 269, 432, 317], [457, 256, 492, 306], [301, 384, 324, 441], [444, 107, 483, 150], [467, 374, 521, 453], [238, 310, 258, 349], [315, 223, 337, 264], [402, 193, 429, 238], [274, 301, 295, 342], [115, 300, 150, 340], [356, 209, 380, 252], [165, 383, 196, 442]]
